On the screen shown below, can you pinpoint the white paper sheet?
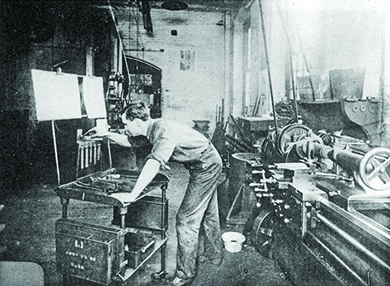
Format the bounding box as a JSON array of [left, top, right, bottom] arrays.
[[32, 69, 82, 121], [82, 76, 107, 119]]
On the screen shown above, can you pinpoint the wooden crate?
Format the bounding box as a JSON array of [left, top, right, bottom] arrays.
[[55, 219, 126, 285]]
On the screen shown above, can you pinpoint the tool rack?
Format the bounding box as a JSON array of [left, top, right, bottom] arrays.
[[55, 168, 169, 285]]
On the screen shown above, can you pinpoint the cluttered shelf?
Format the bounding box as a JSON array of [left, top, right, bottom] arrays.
[[116, 237, 168, 283], [55, 168, 169, 207]]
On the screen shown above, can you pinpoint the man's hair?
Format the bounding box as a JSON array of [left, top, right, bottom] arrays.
[[121, 101, 150, 121]]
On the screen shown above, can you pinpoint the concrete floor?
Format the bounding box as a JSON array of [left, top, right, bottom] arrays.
[[0, 162, 292, 286]]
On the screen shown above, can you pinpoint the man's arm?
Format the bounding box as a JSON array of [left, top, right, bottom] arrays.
[[88, 127, 131, 147], [110, 158, 161, 203], [105, 132, 131, 147]]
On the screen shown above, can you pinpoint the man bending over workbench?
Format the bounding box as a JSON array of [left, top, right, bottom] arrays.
[[88, 101, 223, 286]]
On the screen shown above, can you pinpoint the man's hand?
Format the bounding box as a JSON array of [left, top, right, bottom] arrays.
[[85, 127, 109, 138], [110, 159, 161, 204], [84, 127, 132, 147], [110, 192, 139, 203]]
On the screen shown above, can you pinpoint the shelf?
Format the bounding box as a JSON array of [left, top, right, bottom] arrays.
[[115, 237, 168, 282]]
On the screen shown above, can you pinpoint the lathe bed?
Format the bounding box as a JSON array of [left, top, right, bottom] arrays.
[[248, 159, 390, 286]]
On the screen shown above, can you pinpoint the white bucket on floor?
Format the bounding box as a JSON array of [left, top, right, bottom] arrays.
[[221, 232, 245, 253]]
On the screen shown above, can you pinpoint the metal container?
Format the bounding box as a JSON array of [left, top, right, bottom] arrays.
[[124, 232, 155, 268], [228, 153, 259, 216], [112, 195, 168, 231]]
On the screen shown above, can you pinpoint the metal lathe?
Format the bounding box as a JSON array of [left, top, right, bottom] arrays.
[[244, 120, 390, 286]]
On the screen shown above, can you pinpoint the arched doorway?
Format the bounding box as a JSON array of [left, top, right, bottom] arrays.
[[124, 56, 162, 118]]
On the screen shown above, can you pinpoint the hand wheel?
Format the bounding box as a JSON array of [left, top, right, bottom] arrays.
[[359, 148, 390, 191]]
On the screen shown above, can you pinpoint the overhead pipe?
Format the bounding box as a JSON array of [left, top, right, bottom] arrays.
[[107, 0, 131, 89], [259, 1, 278, 138], [274, 0, 298, 122], [275, 0, 315, 101]]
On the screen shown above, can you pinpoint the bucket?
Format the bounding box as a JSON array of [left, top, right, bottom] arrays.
[[221, 232, 246, 253]]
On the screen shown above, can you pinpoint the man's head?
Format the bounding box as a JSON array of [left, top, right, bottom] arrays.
[[120, 101, 150, 137], [121, 101, 150, 121]]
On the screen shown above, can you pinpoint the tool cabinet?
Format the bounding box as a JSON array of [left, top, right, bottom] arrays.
[[55, 168, 169, 285]]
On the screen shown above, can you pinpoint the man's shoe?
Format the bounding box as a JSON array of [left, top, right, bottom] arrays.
[[168, 276, 194, 286]]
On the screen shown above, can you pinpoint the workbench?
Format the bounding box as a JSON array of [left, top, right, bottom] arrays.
[[55, 168, 169, 285]]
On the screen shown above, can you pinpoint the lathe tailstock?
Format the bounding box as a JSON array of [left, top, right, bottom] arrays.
[[247, 123, 390, 286]]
